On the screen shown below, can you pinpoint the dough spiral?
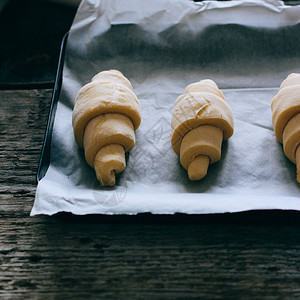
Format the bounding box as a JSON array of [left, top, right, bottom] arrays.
[[271, 73, 300, 183], [171, 79, 234, 180], [72, 70, 141, 186]]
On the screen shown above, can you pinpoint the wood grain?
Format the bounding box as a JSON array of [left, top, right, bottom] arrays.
[[1, 89, 300, 299], [0, 89, 51, 214]]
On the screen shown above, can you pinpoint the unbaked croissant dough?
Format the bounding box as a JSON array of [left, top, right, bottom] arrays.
[[271, 73, 300, 183], [72, 70, 141, 186], [171, 79, 234, 180]]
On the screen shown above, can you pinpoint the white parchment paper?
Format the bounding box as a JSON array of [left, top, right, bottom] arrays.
[[31, 0, 300, 216]]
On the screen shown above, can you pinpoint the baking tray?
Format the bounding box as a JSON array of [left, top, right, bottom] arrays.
[[35, 36, 300, 223], [33, 0, 300, 220], [37, 32, 69, 183]]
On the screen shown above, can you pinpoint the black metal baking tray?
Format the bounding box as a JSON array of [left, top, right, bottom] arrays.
[[34, 1, 300, 220], [36, 32, 69, 183]]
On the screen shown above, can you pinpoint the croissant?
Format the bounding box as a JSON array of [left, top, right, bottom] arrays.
[[271, 73, 300, 183], [171, 79, 234, 180], [72, 70, 141, 186]]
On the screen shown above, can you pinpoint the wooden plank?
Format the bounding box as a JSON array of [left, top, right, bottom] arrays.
[[1, 216, 300, 298], [0, 89, 52, 215]]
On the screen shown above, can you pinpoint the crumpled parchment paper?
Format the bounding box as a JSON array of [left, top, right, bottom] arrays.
[[31, 0, 300, 216]]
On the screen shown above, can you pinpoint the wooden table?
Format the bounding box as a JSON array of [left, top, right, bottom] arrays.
[[2, 0, 300, 297], [1, 89, 300, 298]]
